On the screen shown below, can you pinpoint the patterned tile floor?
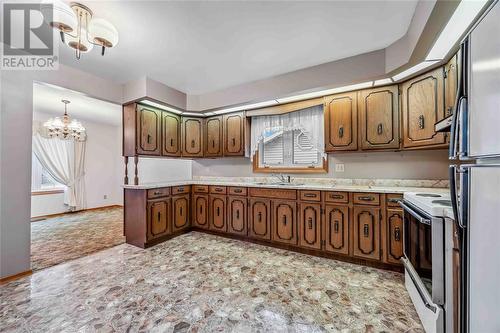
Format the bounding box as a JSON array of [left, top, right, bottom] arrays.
[[31, 206, 125, 271], [2, 232, 423, 332]]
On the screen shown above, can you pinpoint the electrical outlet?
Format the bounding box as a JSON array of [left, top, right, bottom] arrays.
[[103, 195, 108, 200], [335, 163, 345, 172]]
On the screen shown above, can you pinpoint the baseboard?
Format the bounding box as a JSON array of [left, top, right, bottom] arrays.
[[0, 270, 32, 284], [31, 205, 123, 221]]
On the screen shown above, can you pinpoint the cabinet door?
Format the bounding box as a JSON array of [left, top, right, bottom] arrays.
[[353, 206, 381, 261], [223, 112, 245, 156], [172, 195, 189, 232], [205, 116, 223, 157], [401, 67, 446, 148], [386, 208, 404, 265], [272, 200, 297, 245], [192, 194, 209, 229], [324, 204, 349, 255], [137, 106, 161, 155], [227, 196, 247, 236], [444, 54, 458, 118], [248, 198, 271, 240], [359, 86, 400, 150], [182, 117, 203, 157], [324, 92, 357, 151], [298, 202, 321, 250], [147, 199, 170, 240], [210, 195, 226, 232], [162, 112, 181, 157]]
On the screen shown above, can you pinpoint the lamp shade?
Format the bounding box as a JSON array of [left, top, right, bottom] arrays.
[[40, 0, 77, 33], [65, 29, 94, 52], [89, 18, 119, 48]]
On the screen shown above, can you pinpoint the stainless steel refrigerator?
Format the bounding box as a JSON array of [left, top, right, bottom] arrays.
[[449, 1, 500, 332]]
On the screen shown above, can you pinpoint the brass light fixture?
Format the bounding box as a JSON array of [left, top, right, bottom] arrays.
[[43, 100, 86, 141]]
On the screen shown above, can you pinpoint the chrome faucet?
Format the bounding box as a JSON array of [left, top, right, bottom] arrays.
[[272, 173, 292, 184]]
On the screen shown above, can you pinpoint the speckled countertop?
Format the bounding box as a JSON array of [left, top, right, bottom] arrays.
[[123, 177, 450, 195]]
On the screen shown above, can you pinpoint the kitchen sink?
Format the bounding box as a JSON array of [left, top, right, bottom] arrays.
[[253, 182, 304, 186]]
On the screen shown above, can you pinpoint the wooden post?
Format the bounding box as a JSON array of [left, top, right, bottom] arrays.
[[134, 156, 139, 185], [124, 156, 129, 185]]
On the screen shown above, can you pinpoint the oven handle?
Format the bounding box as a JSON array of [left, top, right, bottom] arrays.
[[401, 258, 437, 313], [398, 201, 431, 225]]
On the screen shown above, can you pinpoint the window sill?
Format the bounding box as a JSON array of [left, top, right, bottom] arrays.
[[31, 188, 65, 196]]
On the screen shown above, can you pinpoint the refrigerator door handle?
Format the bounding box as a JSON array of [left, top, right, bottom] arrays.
[[449, 165, 463, 229], [459, 166, 469, 230], [458, 97, 468, 159]]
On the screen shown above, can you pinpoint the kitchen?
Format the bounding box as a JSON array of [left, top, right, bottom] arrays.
[[1, 1, 499, 332]]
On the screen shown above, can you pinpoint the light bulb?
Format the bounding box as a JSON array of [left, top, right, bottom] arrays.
[[40, 0, 77, 33], [89, 18, 119, 48]]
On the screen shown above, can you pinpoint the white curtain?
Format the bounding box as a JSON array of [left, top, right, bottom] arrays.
[[32, 133, 86, 211], [250, 105, 324, 161]]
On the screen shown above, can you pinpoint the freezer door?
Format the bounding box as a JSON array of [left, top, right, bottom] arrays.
[[463, 165, 500, 332], [466, 1, 500, 159]]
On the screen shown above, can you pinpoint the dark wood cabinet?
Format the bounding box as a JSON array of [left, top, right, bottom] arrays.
[[182, 117, 204, 157], [223, 112, 245, 156], [353, 206, 381, 261], [210, 194, 226, 231], [137, 105, 161, 156], [324, 92, 358, 152], [248, 198, 271, 240], [401, 67, 446, 149], [272, 200, 297, 245], [205, 116, 223, 157], [386, 208, 404, 265], [162, 112, 181, 157], [147, 198, 171, 240], [324, 204, 349, 255], [172, 194, 190, 232], [298, 202, 321, 250], [227, 196, 247, 236], [444, 54, 458, 118], [192, 194, 209, 229], [359, 86, 400, 150]]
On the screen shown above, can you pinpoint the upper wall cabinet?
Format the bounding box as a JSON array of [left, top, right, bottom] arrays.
[[136, 105, 162, 156], [204, 116, 223, 157], [401, 67, 446, 149], [162, 112, 181, 157], [182, 117, 204, 157], [223, 112, 245, 156], [324, 92, 358, 152], [358, 85, 400, 150]]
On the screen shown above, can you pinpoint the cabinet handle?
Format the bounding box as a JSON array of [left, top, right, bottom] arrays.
[[236, 209, 240, 219], [358, 196, 374, 201], [281, 215, 286, 226], [157, 212, 161, 221], [334, 220, 339, 233], [377, 123, 383, 135], [232, 138, 236, 146], [304, 193, 317, 198], [258, 212, 262, 222], [216, 207, 220, 216], [147, 134, 151, 144], [199, 205, 203, 214], [191, 139, 195, 148], [215, 188, 222, 192], [180, 207, 183, 216], [233, 189, 242, 193], [154, 191, 161, 195], [308, 217, 313, 230], [177, 187, 184, 192], [418, 115, 425, 129], [338, 126, 344, 138], [363, 224, 369, 237], [394, 227, 401, 242], [212, 140, 215, 148], [329, 194, 344, 199], [170, 138, 174, 146], [446, 106, 453, 117]]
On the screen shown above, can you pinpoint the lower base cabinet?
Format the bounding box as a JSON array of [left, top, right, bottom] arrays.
[[323, 204, 349, 255], [227, 196, 247, 236], [210, 194, 227, 231], [172, 194, 190, 232], [272, 200, 297, 245], [192, 194, 209, 229], [353, 206, 381, 261], [248, 198, 271, 240], [298, 202, 322, 250], [386, 208, 404, 264], [147, 198, 171, 240]]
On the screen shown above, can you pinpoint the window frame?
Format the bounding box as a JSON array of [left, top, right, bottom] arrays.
[[252, 150, 328, 174]]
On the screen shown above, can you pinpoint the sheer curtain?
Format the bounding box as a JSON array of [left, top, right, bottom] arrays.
[[250, 105, 324, 161], [32, 131, 86, 211]]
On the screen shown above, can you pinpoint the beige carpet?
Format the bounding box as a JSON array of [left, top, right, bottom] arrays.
[[31, 206, 125, 271]]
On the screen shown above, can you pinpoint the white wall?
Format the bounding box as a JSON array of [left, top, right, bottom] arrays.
[[125, 157, 192, 184], [31, 192, 67, 217]]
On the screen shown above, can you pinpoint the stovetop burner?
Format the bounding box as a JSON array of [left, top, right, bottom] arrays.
[[432, 199, 452, 207], [416, 193, 442, 198]]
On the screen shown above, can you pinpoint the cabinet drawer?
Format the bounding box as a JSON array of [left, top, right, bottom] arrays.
[[228, 186, 247, 196], [353, 193, 380, 206], [249, 188, 297, 200], [192, 185, 209, 193], [323, 191, 349, 204], [172, 185, 191, 195], [386, 194, 403, 207], [147, 187, 170, 199], [299, 190, 321, 202], [210, 186, 227, 194]]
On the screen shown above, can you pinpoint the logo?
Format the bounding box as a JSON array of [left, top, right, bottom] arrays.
[[2, 2, 59, 70]]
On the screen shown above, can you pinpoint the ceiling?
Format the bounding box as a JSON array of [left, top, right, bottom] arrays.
[[58, 1, 419, 95], [33, 83, 122, 126]]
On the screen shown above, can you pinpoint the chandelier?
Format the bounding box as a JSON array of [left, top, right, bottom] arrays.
[[41, 1, 119, 59], [43, 100, 86, 141]]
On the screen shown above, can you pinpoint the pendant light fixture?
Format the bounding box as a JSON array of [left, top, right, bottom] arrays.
[[41, 0, 119, 59], [43, 100, 86, 141]]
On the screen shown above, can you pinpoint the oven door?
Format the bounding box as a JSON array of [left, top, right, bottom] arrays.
[[400, 200, 445, 307]]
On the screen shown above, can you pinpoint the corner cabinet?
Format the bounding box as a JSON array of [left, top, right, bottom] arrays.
[[223, 112, 245, 156], [401, 67, 446, 149], [324, 92, 358, 152], [358, 85, 400, 150]]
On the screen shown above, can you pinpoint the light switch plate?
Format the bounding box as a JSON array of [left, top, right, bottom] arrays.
[[335, 163, 345, 172]]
